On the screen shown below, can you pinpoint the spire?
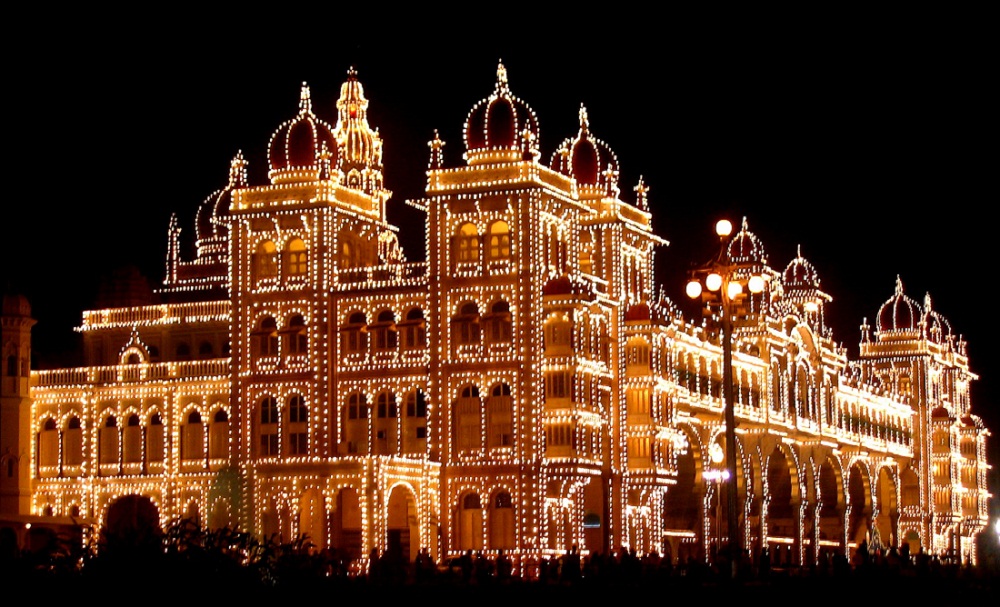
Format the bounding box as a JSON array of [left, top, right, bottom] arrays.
[[229, 150, 247, 188], [634, 176, 649, 211], [428, 130, 445, 170], [496, 60, 509, 94], [298, 82, 313, 115]]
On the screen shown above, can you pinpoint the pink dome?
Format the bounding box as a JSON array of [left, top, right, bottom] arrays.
[[463, 62, 539, 164]]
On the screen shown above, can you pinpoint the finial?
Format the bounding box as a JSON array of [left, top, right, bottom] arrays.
[[298, 82, 313, 115]]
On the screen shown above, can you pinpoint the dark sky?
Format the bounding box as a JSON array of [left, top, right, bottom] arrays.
[[5, 16, 996, 487]]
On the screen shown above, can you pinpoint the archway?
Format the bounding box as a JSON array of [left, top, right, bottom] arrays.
[[387, 484, 419, 562]]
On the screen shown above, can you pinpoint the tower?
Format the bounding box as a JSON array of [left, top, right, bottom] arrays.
[[0, 289, 36, 517]]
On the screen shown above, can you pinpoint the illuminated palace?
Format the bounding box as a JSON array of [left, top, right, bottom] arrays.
[[1, 63, 991, 570]]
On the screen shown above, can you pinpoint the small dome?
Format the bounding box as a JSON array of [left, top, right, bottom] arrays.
[[2, 289, 31, 317], [551, 105, 619, 197], [931, 406, 950, 419], [877, 276, 921, 333], [267, 82, 339, 184], [783, 245, 820, 289], [624, 303, 651, 322], [921, 293, 952, 344], [463, 61, 540, 165], [728, 217, 767, 265], [543, 275, 573, 296], [195, 152, 246, 262]]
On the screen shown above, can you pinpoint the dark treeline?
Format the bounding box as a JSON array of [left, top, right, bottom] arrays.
[[4, 518, 998, 601]]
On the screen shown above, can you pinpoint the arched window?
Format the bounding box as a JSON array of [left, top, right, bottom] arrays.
[[484, 300, 512, 344], [286, 237, 308, 277], [147, 413, 165, 467], [487, 383, 513, 450], [399, 308, 427, 350], [63, 416, 83, 469], [287, 395, 308, 456], [285, 314, 308, 356], [99, 415, 119, 466], [343, 392, 368, 454], [371, 309, 398, 352], [452, 302, 481, 348], [175, 342, 191, 361], [255, 240, 278, 279], [374, 391, 397, 455], [39, 418, 59, 473], [258, 397, 279, 457], [403, 389, 428, 454], [454, 222, 480, 264], [209, 409, 229, 460], [199, 341, 214, 358], [490, 490, 515, 550], [455, 385, 482, 452], [254, 316, 279, 358], [341, 311, 367, 355], [487, 220, 511, 259], [123, 413, 142, 464], [182, 410, 204, 461]]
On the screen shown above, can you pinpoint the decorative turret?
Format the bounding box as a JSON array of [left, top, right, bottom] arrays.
[[334, 67, 390, 209]]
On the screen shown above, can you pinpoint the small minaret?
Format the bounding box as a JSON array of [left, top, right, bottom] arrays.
[[0, 288, 36, 517]]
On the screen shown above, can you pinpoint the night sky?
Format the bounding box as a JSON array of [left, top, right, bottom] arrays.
[[6, 16, 997, 506]]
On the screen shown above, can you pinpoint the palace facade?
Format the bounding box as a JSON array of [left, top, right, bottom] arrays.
[[1, 63, 991, 570]]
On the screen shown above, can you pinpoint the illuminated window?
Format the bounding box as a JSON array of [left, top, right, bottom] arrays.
[[255, 240, 278, 279], [487, 220, 511, 259], [286, 237, 308, 277], [454, 222, 480, 264]]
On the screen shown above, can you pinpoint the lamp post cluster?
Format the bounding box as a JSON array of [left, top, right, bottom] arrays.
[[686, 219, 766, 575]]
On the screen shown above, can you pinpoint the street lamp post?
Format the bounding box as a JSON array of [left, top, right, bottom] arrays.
[[686, 219, 765, 577]]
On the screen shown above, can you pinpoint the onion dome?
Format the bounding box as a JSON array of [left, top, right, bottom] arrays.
[[727, 217, 767, 265], [624, 302, 651, 322], [876, 276, 921, 333], [931, 406, 951, 420], [551, 105, 620, 198], [463, 61, 540, 165], [783, 245, 820, 289], [921, 292, 952, 344], [195, 152, 246, 263], [267, 82, 339, 185]]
